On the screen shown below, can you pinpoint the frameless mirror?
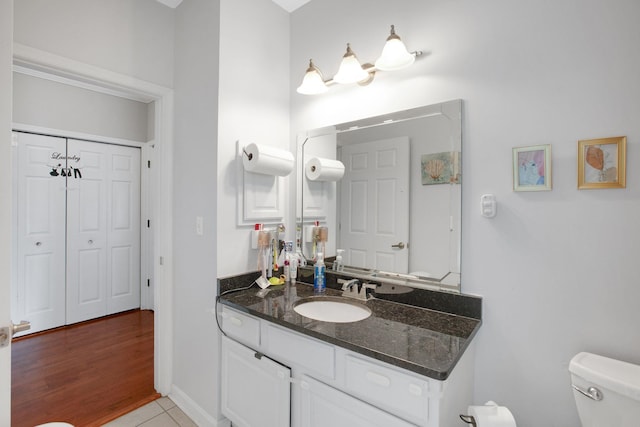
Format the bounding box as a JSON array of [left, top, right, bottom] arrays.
[[297, 99, 462, 291]]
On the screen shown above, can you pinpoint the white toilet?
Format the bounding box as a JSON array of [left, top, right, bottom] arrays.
[[569, 352, 640, 427], [34, 423, 74, 427]]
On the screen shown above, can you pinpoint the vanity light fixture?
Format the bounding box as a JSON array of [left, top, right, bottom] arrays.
[[297, 59, 329, 95], [332, 43, 371, 85], [296, 25, 421, 95]]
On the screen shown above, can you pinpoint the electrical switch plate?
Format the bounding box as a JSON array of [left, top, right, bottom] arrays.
[[480, 194, 497, 218]]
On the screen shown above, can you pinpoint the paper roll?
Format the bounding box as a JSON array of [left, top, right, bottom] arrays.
[[305, 157, 345, 181], [466, 401, 516, 427], [242, 143, 294, 176]]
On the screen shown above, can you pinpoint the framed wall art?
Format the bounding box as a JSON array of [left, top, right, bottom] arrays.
[[577, 136, 626, 189], [421, 151, 461, 185], [512, 144, 552, 191]]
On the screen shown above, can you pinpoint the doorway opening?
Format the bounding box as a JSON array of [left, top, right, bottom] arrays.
[[11, 44, 174, 399]]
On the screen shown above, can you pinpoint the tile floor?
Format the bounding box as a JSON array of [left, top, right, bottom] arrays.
[[102, 397, 197, 427]]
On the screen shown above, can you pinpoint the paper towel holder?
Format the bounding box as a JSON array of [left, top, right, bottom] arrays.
[[459, 414, 477, 426]]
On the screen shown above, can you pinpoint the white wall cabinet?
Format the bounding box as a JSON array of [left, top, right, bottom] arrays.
[[221, 336, 291, 427], [220, 305, 474, 427], [13, 132, 141, 334]]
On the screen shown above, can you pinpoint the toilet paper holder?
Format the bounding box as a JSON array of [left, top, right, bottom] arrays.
[[459, 414, 477, 427]]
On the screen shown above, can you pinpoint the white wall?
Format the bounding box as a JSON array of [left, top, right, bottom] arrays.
[[0, 1, 13, 423], [290, 1, 640, 426], [14, 0, 175, 88], [217, 0, 291, 277], [13, 72, 150, 142], [172, 0, 222, 424]]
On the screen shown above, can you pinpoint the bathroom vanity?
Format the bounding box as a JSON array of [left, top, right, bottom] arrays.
[[217, 270, 481, 427]]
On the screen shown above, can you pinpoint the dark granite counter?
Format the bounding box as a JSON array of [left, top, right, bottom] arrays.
[[218, 271, 481, 381]]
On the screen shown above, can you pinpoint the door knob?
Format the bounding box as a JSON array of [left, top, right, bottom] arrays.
[[391, 242, 405, 249], [0, 321, 31, 348], [12, 321, 31, 335]]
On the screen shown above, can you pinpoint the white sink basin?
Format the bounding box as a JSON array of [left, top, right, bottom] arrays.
[[293, 296, 371, 323]]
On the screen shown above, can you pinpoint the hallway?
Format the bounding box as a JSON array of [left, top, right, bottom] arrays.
[[11, 309, 157, 427]]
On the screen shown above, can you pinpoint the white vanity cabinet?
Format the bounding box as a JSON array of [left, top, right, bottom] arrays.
[[221, 336, 291, 427], [299, 375, 415, 427], [219, 305, 474, 427]]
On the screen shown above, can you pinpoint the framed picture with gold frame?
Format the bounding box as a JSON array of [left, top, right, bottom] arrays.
[[577, 136, 626, 189], [512, 144, 552, 191]]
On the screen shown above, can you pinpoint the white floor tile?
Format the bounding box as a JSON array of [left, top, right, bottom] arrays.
[[139, 413, 179, 427], [167, 407, 198, 427], [155, 397, 176, 411], [101, 398, 196, 427], [101, 401, 164, 426]]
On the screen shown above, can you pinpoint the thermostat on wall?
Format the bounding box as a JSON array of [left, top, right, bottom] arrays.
[[480, 194, 497, 218]]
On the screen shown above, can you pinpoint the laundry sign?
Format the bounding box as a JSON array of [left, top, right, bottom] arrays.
[[49, 152, 82, 179]]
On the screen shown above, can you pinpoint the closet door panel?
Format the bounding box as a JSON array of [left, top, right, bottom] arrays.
[[66, 139, 108, 324], [14, 132, 67, 335], [107, 146, 141, 314]]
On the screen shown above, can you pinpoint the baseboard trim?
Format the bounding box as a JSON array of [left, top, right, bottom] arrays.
[[169, 385, 231, 427]]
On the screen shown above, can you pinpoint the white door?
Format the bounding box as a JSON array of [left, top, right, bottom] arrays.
[[299, 375, 414, 427], [221, 336, 291, 427], [339, 137, 410, 273], [66, 140, 141, 324], [14, 132, 67, 334], [66, 139, 108, 323], [103, 143, 141, 315]]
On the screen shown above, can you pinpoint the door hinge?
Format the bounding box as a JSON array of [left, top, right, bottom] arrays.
[[147, 160, 151, 168]]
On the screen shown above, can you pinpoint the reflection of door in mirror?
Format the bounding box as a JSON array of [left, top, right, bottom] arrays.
[[339, 137, 410, 273]]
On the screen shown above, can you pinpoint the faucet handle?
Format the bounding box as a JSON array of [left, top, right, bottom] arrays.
[[359, 283, 378, 300]]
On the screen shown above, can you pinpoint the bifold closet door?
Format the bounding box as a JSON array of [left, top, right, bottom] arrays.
[[66, 139, 141, 324], [15, 132, 67, 334]]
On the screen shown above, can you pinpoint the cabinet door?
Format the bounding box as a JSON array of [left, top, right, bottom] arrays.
[[299, 375, 415, 427], [221, 336, 291, 427]]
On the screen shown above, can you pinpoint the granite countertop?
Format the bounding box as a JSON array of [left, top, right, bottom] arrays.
[[218, 274, 481, 381]]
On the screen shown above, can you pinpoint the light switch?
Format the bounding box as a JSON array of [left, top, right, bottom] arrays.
[[480, 194, 497, 218], [196, 216, 204, 235]]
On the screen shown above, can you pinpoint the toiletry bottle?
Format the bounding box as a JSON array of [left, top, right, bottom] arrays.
[[334, 249, 344, 271], [314, 252, 326, 295], [290, 254, 298, 285]]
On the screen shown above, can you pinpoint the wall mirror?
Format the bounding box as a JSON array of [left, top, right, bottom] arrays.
[[297, 99, 462, 292]]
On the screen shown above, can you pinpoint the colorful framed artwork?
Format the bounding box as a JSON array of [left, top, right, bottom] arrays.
[[421, 151, 461, 185], [512, 144, 552, 191], [577, 136, 626, 189]]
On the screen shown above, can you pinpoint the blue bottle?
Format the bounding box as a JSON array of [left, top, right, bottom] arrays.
[[314, 252, 326, 295]]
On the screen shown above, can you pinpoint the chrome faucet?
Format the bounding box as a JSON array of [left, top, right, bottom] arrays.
[[339, 279, 376, 301], [341, 279, 359, 292]]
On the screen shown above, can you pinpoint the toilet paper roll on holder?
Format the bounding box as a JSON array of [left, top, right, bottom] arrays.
[[459, 414, 477, 427]]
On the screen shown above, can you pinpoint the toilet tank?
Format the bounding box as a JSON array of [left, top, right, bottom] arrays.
[[569, 352, 640, 427]]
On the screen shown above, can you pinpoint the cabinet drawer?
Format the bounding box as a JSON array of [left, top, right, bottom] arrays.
[[263, 323, 335, 380], [344, 355, 430, 424], [220, 306, 260, 348]]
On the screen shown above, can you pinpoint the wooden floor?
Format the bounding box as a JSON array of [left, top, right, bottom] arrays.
[[11, 309, 159, 427]]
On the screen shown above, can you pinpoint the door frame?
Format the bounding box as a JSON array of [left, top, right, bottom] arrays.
[[12, 42, 174, 395]]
